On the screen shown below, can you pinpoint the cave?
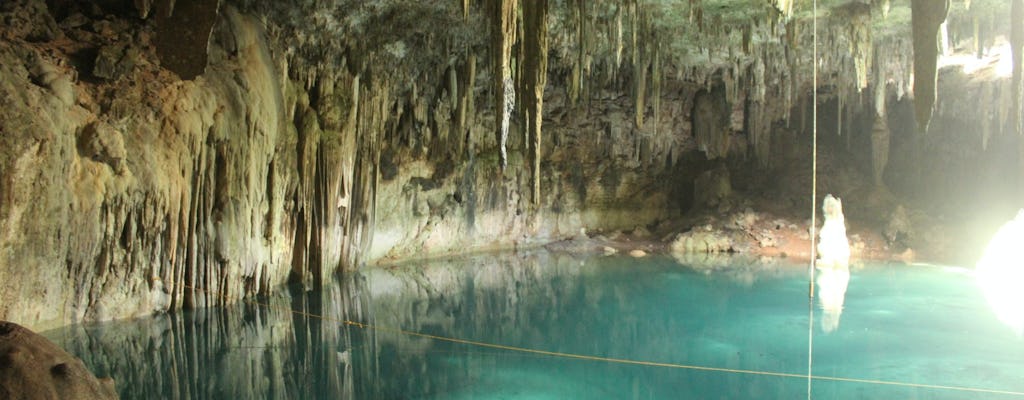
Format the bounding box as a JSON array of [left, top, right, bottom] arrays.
[[2, 0, 1024, 398]]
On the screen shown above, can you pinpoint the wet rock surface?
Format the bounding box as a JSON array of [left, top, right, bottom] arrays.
[[0, 321, 118, 400]]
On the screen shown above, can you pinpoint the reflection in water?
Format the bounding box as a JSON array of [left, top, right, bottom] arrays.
[[41, 252, 1024, 399], [44, 278, 367, 399], [816, 266, 850, 333], [43, 252, 813, 399]]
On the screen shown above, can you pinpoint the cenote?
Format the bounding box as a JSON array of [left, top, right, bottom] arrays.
[[42, 252, 1024, 399]]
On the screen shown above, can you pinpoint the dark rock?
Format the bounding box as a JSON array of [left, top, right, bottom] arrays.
[[693, 164, 732, 209], [154, 0, 219, 80], [92, 43, 137, 80], [884, 205, 913, 249], [0, 321, 119, 400], [0, 0, 63, 42]]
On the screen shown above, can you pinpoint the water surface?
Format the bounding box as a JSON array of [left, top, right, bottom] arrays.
[[44, 252, 1024, 399]]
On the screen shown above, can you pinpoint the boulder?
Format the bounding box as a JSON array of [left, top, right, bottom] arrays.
[[669, 225, 735, 255], [0, 321, 119, 400]]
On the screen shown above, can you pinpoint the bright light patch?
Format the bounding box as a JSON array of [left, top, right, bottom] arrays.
[[976, 210, 1024, 335], [940, 41, 1014, 78]]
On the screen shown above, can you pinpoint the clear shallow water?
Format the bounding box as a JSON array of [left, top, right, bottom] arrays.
[[43, 252, 1024, 399]]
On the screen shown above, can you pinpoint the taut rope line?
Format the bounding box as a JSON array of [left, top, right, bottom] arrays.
[[807, 0, 820, 398], [173, 285, 1024, 397]]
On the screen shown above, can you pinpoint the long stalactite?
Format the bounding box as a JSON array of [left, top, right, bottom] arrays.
[[490, 0, 517, 169], [1013, 0, 1024, 198], [522, 0, 549, 205], [1011, 0, 1024, 135], [910, 0, 950, 133]]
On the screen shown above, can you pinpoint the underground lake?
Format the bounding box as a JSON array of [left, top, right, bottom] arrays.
[[41, 251, 1024, 399]]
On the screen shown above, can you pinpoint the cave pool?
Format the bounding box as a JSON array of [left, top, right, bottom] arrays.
[[43, 252, 1024, 399]]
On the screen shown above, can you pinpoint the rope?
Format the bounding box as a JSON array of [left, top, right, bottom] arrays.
[[807, 0, 820, 398], [169, 285, 1024, 397], [339, 319, 1024, 397]]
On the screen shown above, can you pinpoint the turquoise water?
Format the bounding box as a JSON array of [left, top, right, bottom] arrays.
[[44, 252, 1024, 399]]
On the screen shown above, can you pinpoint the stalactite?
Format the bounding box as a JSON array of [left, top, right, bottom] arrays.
[[457, 55, 476, 153], [467, 55, 476, 130], [652, 43, 661, 136], [490, 0, 517, 169], [981, 81, 992, 150], [837, 94, 843, 137], [1012, 0, 1024, 196], [973, 12, 981, 59], [1011, 0, 1024, 135], [523, 0, 549, 205], [873, 47, 887, 118], [871, 113, 890, 187], [845, 3, 872, 91], [630, 0, 638, 68], [910, 0, 950, 133], [615, 5, 623, 71], [448, 67, 458, 110], [635, 58, 647, 127], [632, 1, 646, 128]]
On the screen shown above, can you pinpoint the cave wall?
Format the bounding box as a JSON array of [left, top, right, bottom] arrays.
[[0, 0, 686, 329], [1, 0, 1020, 329]]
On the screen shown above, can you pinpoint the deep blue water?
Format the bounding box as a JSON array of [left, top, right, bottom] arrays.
[[43, 252, 1024, 399]]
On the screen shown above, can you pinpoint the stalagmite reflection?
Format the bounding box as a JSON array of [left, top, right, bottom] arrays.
[[817, 265, 850, 333]]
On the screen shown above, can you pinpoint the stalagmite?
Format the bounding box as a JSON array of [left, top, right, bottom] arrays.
[[910, 0, 950, 133], [523, 0, 549, 205]]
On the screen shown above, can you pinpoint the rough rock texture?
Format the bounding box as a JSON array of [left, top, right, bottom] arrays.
[[0, 321, 118, 400], [0, 0, 1021, 330]]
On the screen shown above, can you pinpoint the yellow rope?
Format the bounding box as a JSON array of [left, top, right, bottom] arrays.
[[336, 318, 1024, 396], [177, 260, 1024, 399], [808, 0, 820, 397]]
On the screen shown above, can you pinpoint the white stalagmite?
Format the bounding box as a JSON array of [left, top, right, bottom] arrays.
[[817, 194, 851, 270]]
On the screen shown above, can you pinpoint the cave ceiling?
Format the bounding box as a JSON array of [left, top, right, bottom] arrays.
[[227, 0, 1009, 81]]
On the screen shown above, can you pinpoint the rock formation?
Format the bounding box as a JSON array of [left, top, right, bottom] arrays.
[[817, 194, 851, 270], [0, 321, 119, 400], [0, 0, 1021, 330]]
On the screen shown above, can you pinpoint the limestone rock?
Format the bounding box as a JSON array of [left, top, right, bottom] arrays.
[[28, 55, 75, 107], [77, 121, 128, 174], [669, 225, 735, 255], [884, 205, 913, 249], [693, 165, 732, 210], [0, 0, 62, 42], [92, 44, 138, 81], [0, 321, 119, 400]]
